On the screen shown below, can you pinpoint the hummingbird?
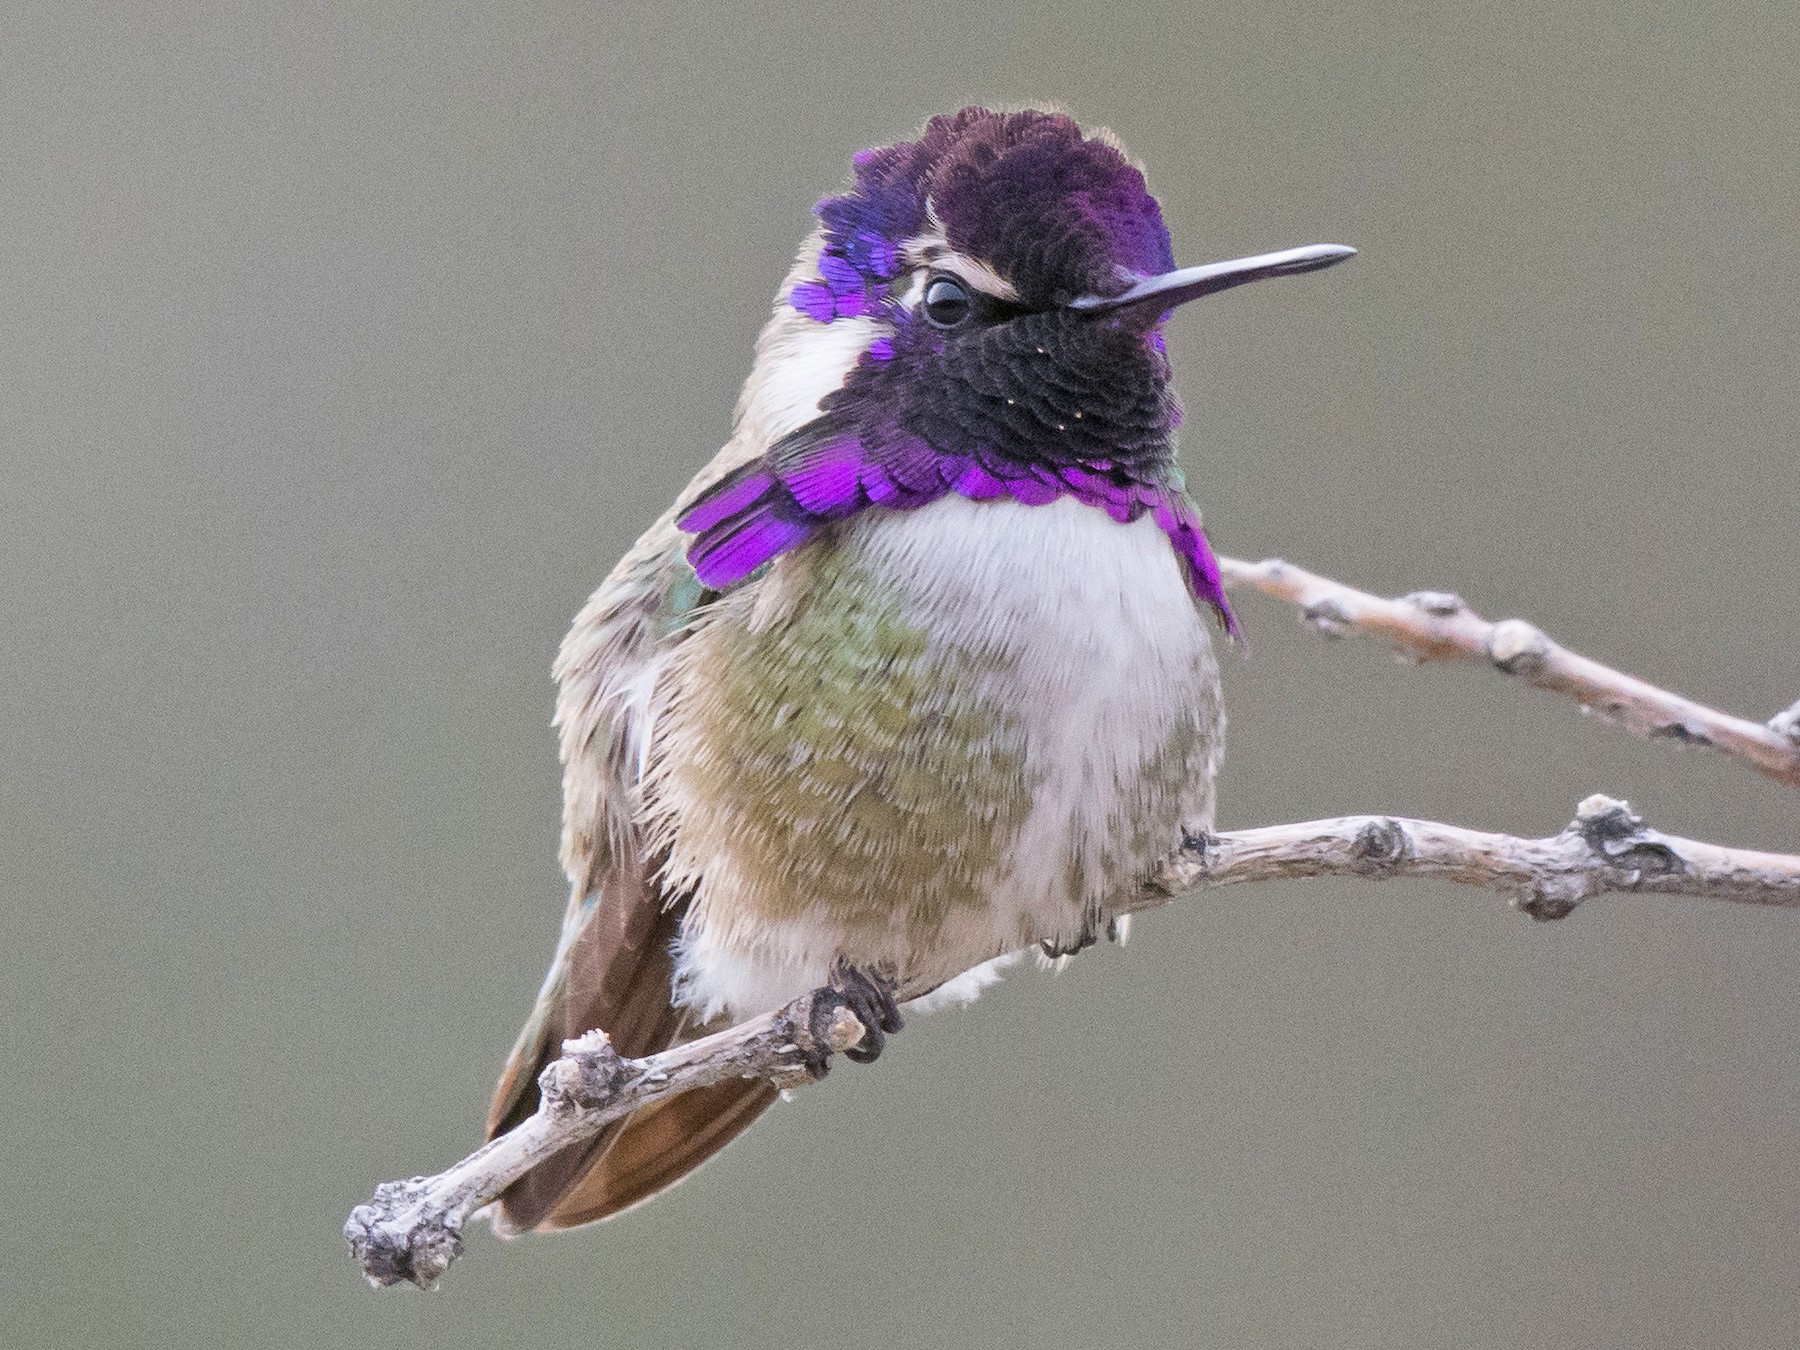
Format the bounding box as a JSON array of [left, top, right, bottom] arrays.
[[485, 106, 1353, 1231]]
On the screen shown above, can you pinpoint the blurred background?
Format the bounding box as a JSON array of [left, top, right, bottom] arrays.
[[5, 2, 1797, 1346]]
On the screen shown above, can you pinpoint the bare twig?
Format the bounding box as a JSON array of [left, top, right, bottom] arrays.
[[347, 795, 1799, 1290], [1137, 793, 1800, 921], [1772, 699, 1800, 746], [1219, 556, 1800, 792], [345, 992, 868, 1290]]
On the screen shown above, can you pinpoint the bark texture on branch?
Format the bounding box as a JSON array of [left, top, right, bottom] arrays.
[[1138, 794, 1800, 922], [347, 796, 1799, 1291], [345, 993, 868, 1290], [1219, 556, 1800, 791]]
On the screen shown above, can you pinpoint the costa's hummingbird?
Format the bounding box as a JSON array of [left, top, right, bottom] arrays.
[[486, 106, 1353, 1230]]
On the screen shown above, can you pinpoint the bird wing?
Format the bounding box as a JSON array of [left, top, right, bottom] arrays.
[[485, 447, 780, 1232]]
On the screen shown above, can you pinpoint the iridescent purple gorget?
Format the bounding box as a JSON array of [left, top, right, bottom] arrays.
[[678, 107, 1240, 638]]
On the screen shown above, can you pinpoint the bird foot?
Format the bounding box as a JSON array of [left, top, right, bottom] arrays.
[[832, 961, 906, 1063], [798, 963, 905, 1079], [1041, 911, 1109, 959]]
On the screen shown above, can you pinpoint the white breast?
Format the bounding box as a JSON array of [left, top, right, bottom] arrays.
[[856, 493, 1223, 944], [670, 492, 1224, 1024]]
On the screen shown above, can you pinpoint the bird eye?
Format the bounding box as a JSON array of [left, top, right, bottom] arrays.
[[922, 275, 974, 329]]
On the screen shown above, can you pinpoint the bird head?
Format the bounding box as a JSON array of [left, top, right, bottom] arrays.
[[689, 107, 1353, 632]]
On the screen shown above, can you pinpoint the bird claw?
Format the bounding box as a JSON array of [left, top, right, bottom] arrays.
[[796, 964, 905, 1079], [830, 961, 905, 1065]]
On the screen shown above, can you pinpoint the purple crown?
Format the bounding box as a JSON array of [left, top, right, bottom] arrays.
[[790, 108, 1177, 332]]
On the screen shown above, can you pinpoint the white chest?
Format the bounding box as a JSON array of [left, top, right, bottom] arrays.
[[668, 493, 1224, 1022], [853, 493, 1224, 918]]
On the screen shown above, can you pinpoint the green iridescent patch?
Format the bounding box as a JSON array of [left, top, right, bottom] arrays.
[[687, 549, 1036, 935]]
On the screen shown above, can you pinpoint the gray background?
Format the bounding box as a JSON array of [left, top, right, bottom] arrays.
[[6, 3, 1797, 1347]]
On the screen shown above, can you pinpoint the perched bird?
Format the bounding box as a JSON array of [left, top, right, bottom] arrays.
[[486, 106, 1352, 1231]]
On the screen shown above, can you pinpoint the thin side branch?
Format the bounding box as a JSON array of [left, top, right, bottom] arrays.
[[1137, 793, 1800, 921], [345, 992, 868, 1290], [347, 795, 1799, 1290], [1219, 556, 1800, 792]]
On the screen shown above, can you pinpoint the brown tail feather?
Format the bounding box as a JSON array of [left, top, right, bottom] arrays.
[[536, 1077, 779, 1229], [489, 864, 777, 1231]]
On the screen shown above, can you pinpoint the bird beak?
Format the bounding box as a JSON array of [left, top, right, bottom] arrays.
[[1069, 243, 1356, 324]]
